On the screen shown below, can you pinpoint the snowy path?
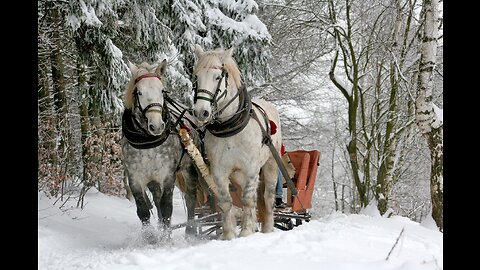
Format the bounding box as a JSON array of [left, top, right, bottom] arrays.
[[38, 188, 442, 270]]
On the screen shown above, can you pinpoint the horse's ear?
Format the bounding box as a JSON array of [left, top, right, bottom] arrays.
[[220, 47, 234, 62], [127, 61, 138, 75], [155, 59, 167, 76], [194, 44, 204, 58]]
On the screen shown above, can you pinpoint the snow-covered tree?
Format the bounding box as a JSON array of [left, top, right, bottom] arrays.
[[118, 0, 272, 103], [415, 0, 443, 231], [39, 0, 86, 192], [257, 0, 439, 221], [204, 0, 272, 87], [68, 0, 129, 123], [38, 0, 273, 200], [156, 0, 273, 102]]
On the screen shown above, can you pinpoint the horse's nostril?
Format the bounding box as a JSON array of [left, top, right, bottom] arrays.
[[203, 110, 210, 118], [149, 124, 155, 131]]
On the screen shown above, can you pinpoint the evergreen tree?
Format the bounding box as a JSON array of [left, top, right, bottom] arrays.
[[68, 0, 129, 123], [204, 0, 272, 87], [38, 0, 273, 199]]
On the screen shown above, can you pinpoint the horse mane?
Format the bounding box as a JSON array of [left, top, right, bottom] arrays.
[[193, 48, 243, 89], [124, 62, 164, 109]]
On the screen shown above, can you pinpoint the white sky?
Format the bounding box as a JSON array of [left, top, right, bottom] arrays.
[[38, 188, 443, 270]]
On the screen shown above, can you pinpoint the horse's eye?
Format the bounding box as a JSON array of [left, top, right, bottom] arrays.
[[137, 91, 142, 96], [215, 75, 222, 81]]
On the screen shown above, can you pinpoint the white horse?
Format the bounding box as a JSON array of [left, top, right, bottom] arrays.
[[191, 44, 282, 240]]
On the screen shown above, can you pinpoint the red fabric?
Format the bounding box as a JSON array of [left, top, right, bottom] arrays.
[[269, 120, 277, 135], [268, 120, 284, 154], [180, 122, 190, 132]]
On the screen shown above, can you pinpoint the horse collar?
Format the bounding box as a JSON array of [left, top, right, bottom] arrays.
[[122, 109, 172, 149], [206, 85, 252, 137]]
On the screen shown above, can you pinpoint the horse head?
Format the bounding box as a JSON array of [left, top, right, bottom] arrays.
[[192, 44, 242, 125], [125, 60, 168, 136]]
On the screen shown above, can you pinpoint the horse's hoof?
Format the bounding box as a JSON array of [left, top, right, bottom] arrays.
[[157, 227, 172, 242], [185, 225, 197, 235], [261, 221, 275, 233], [184, 232, 199, 243], [141, 226, 158, 244], [220, 231, 236, 240], [239, 229, 254, 237]]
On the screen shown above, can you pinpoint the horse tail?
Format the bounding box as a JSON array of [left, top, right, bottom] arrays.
[[176, 172, 187, 193], [256, 174, 267, 225]]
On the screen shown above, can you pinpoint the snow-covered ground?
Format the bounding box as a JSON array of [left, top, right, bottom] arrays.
[[38, 188, 443, 270]]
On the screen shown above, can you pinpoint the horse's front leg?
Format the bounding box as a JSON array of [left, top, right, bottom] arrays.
[[159, 183, 174, 228], [129, 176, 151, 226], [129, 177, 158, 243], [148, 180, 173, 239], [239, 173, 260, 237], [215, 172, 236, 240]]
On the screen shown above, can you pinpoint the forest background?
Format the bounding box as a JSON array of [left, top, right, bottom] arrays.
[[37, 0, 443, 231]]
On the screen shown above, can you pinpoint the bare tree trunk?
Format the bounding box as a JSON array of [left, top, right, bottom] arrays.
[[77, 60, 91, 187], [50, 48, 67, 116], [375, 0, 403, 215], [47, 3, 85, 188], [38, 46, 57, 163], [329, 51, 367, 208], [77, 61, 90, 142], [88, 76, 103, 136], [38, 53, 51, 114], [332, 146, 339, 211], [67, 60, 85, 184], [48, 6, 67, 118], [415, 0, 443, 231], [374, 0, 423, 216], [376, 71, 398, 215], [48, 6, 68, 172], [328, 0, 368, 208]]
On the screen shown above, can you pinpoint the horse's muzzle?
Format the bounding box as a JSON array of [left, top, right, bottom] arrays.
[[193, 109, 210, 122], [148, 122, 165, 136]]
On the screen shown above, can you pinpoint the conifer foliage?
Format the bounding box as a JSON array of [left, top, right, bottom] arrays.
[[37, 0, 272, 199]]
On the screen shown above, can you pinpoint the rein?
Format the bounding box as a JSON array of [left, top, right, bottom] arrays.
[[164, 95, 200, 131], [250, 104, 307, 212]]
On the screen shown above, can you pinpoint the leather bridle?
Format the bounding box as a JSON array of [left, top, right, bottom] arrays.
[[132, 74, 168, 122]]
